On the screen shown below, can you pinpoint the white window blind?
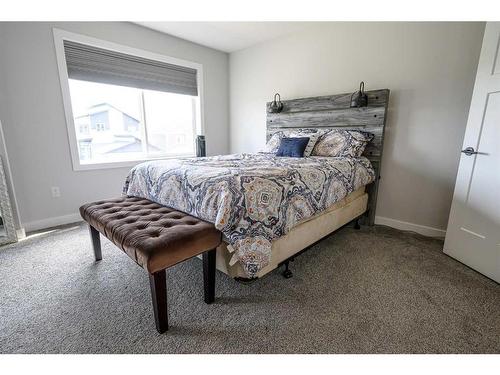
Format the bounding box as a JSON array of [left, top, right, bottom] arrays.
[[63, 40, 198, 96]]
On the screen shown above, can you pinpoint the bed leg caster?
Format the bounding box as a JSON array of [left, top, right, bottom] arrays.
[[354, 218, 361, 230], [282, 261, 293, 279]]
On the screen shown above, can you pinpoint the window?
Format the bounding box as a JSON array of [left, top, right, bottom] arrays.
[[68, 79, 197, 164], [54, 29, 203, 170], [78, 123, 89, 135]]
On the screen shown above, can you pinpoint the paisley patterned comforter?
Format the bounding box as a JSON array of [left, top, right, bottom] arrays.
[[123, 153, 375, 277]]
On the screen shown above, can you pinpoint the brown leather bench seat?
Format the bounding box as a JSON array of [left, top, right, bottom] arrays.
[[80, 196, 222, 333]]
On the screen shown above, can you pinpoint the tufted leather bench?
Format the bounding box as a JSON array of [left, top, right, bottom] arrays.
[[80, 196, 222, 333]]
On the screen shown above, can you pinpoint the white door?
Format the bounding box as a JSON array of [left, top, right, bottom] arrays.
[[444, 22, 500, 283]]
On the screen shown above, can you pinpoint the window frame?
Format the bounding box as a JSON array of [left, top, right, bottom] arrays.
[[53, 28, 205, 171], [95, 122, 105, 132]]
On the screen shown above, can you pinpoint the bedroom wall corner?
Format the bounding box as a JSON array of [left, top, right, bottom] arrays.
[[0, 22, 230, 231]]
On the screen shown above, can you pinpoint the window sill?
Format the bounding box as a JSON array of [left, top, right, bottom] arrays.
[[73, 154, 196, 172]]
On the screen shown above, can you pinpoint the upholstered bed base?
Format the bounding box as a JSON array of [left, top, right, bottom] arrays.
[[214, 187, 368, 279]]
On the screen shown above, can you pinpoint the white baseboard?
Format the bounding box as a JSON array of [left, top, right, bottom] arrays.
[[375, 216, 446, 238], [23, 213, 82, 233], [22, 212, 446, 239], [16, 228, 26, 239]]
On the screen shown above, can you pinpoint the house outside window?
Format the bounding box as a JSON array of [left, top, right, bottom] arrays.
[[54, 29, 203, 171]]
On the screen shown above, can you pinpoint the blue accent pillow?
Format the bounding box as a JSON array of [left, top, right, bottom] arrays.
[[276, 137, 310, 158]]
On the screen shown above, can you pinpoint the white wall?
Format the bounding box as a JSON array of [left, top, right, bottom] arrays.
[[229, 22, 484, 233], [0, 22, 229, 231]]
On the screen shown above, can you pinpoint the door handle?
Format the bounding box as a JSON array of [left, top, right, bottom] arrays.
[[461, 147, 478, 156]]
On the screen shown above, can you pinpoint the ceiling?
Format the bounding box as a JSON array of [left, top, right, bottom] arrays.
[[135, 22, 314, 53]]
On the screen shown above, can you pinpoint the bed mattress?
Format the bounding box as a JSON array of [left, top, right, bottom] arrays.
[[215, 187, 368, 278]]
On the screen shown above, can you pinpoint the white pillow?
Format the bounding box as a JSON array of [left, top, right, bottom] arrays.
[[289, 129, 324, 157], [262, 129, 324, 156], [262, 132, 284, 153]]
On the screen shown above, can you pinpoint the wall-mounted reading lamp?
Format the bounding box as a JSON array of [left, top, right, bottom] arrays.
[[268, 93, 284, 113], [350, 81, 368, 108]]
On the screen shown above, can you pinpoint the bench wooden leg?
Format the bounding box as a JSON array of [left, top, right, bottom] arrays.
[[88, 225, 102, 261], [203, 248, 216, 304], [149, 270, 168, 333]]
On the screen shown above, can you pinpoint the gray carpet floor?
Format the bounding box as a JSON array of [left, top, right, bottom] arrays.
[[0, 222, 498, 354]]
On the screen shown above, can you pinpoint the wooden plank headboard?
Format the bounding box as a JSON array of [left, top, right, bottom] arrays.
[[266, 89, 390, 225]]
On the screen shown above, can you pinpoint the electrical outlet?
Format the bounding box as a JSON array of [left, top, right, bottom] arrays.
[[51, 186, 61, 198]]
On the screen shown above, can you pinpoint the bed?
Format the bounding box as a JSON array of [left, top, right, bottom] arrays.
[[124, 88, 390, 279]]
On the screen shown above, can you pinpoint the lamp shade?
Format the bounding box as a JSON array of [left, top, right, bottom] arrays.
[[350, 81, 368, 108], [268, 93, 284, 113]]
